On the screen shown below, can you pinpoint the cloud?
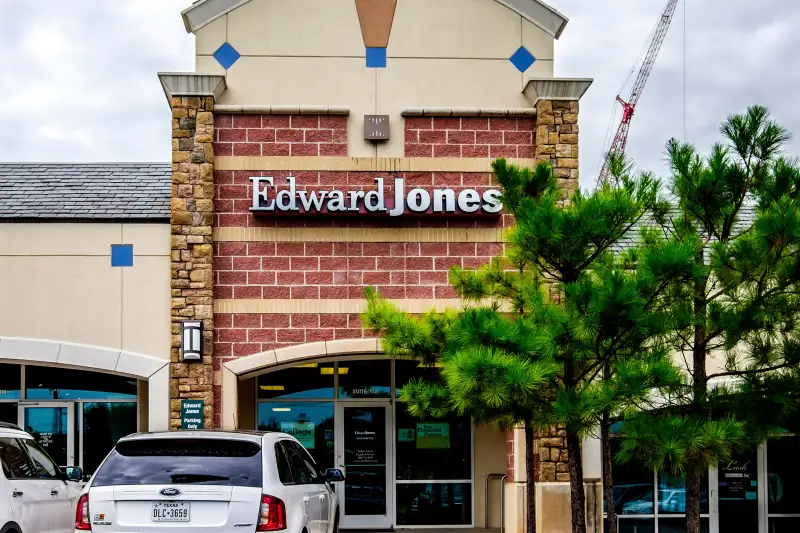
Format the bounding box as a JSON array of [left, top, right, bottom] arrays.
[[553, 0, 800, 188], [0, 0, 193, 162], [1, 0, 798, 188]]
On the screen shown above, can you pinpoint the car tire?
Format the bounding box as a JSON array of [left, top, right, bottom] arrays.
[[332, 513, 339, 533], [0, 522, 21, 533]]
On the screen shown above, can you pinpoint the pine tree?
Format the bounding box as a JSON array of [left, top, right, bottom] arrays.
[[364, 160, 695, 533], [617, 106, 800, 533]]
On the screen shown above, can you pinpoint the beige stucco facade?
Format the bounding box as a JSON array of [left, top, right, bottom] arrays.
[[0, 223, 170, 356], [0, 222, 172, 431], [192, 0, 557, 157]]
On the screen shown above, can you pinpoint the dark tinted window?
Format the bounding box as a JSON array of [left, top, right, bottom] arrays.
[[92, 438, 263, 488], [258, 363, 335, 399], [26, 365, 136, 400], [22, 438, 61, 479], [0, 363, 21, 399], [275, 443, 293, 484], [0, 438, 35, 479], [282, 440, 319, 484]]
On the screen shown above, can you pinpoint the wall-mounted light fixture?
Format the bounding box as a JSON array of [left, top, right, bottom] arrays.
[[181, 320, 203, 363]]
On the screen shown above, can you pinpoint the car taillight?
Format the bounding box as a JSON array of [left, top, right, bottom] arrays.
[[257, 494, 286, 531], [75, 493, 91, 531]]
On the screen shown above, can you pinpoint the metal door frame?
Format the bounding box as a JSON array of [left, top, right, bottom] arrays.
[[18, 401, 76, 467], [335, 401, 394, 529]]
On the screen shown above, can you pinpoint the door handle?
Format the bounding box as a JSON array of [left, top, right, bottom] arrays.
[[303, 496, 310, 503], [51, 490, 59, 496], [12, 491, 23, 498]]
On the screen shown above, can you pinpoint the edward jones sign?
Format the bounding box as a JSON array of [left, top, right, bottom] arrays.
[[250, 176, 503, 216]]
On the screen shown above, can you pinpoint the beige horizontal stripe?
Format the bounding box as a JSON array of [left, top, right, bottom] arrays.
[[402, 107, 536, 117], [215, 156, 536, 173], [214, 227, 506, 243], [215, 298, 470, 315]]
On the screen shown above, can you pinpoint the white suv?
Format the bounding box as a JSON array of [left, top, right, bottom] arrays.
[[0, 421, 84, 533], [75, 430, 344, 533]]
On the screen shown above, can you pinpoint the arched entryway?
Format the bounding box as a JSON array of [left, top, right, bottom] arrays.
[[221, 339, 506, 530], [0, 336, 170, 475]]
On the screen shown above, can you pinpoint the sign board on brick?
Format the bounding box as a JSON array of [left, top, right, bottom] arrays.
[[250, 177, 502, 217], [181, 400, 204, 430]]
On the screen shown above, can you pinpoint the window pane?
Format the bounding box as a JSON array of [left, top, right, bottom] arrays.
[[258, 363, 334, 399], [396, 483, 472, 525], [284, 440, 321, 484], [768, 436, 800, 514], [606, 439, 654, 515], [657, 518, 709, 533], [92, 438, 263, 487], [257, 402, 334, 470], [275, 444, 293, 484], [395, 359, 441, 398], [0, 437, 35, 479], [0, 364, 21, 399], [395, 408, 471, 480], [657, 471, 709, 514], [338, 360, 390, 398], [23, 406, 69, 468], [26, 366, 136, 400], [769, 518, 800, 533], [21, 438, 61, 478], [82, 402, 138, 475], [0, 403, 17, 424], [617, 518, 655, 533]]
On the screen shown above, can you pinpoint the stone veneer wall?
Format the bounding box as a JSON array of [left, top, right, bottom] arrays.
[[170, 96, 216, 429]]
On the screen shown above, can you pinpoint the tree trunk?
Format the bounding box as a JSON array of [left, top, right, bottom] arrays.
[[525, 423, 537, 533], [687, 270, 708, 533], [601, 414, 617, 533], [685, 468, 702, 533], [567, 432, 586, 533]]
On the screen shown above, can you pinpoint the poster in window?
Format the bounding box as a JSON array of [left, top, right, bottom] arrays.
[[281, 421, 315, 449], [719, 458, 757, 500], [416, 422, 450, 449]]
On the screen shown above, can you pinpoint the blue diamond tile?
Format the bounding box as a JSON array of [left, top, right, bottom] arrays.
[[213, 42, 240, 70], [366, 47, 387, 68], [111, 244, 134, 267], [509, 46, 536, 73]]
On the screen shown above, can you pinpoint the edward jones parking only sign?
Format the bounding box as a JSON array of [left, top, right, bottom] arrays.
[[181, 400, 204, 430]]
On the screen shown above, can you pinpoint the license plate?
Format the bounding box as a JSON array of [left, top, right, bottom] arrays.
[[152, 502, 190, 522]]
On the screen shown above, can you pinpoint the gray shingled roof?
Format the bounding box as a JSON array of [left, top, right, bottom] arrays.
[[612, 204, 757, 253], [0, 163, 171, 220]]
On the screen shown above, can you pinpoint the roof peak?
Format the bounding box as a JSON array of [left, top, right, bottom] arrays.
[[182, 0, 568, 39]]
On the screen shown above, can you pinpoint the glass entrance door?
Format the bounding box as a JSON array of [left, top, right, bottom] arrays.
[[716, 449, 759, 533], [18, 403, 75, 468], [336, 403, 392, 529]]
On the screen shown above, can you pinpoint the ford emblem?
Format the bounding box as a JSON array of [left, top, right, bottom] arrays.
[[160, 488, 181, 497]]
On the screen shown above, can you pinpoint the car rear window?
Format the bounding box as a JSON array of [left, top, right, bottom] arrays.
[[91, 438, 262, 488]]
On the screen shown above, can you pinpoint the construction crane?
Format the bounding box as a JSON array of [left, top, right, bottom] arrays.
[[597, 0, 680, 186]]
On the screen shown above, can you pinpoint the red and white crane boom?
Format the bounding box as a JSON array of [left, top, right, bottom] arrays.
[[597, 0, 680, 186]]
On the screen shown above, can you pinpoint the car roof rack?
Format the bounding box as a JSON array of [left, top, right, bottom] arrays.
[[0, 421, 23, 431]]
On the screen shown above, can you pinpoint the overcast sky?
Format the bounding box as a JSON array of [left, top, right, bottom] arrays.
[[1, 0, 798, 189]]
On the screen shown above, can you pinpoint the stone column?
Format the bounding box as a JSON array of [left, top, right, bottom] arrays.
[[521, 78, 595, 533], [159, 74, 226, 430], [535, 100, 579, 199]]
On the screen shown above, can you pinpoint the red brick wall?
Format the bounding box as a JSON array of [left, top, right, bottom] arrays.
[[210, 113, 528, 427], [213, 115, 347, 157], [404, 116, 535, 158]]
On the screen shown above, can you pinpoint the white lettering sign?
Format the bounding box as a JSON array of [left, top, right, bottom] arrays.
[[250, 177, 502, 216]]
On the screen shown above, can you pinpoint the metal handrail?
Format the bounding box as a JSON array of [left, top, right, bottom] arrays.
[[484, 473, 508, 532]]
